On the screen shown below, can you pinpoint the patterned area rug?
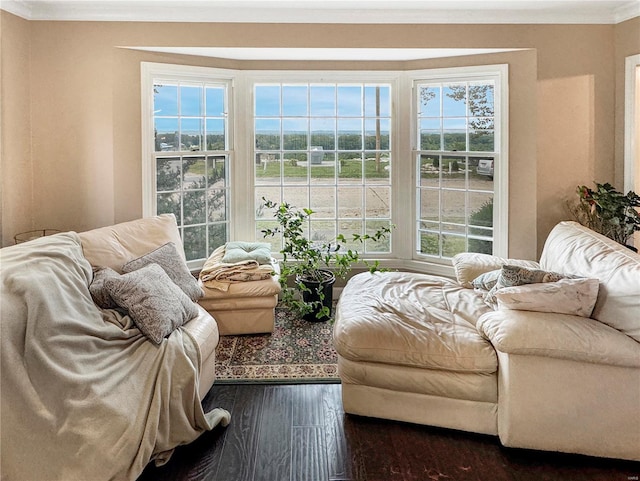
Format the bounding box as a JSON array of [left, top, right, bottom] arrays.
[[214, 306, 340, 384]]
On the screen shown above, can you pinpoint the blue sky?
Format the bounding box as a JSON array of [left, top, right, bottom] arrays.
[[154, 82, 493, 137]]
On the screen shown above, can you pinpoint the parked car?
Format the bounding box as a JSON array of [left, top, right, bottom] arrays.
[[477, 158, 494, 180]]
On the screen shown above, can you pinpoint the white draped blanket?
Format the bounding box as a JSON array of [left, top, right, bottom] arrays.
[[0, 233, 230, 481]]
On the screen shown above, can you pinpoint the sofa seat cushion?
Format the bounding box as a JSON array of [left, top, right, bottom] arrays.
[[478, 309, 640, 368], [334, 272, 497, 374]]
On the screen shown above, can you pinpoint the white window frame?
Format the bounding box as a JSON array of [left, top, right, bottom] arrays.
[[408, 64, 509, 264], [141, 62, 508, 274], [141, 62, 235, 269], [245, 70, 399, 258]]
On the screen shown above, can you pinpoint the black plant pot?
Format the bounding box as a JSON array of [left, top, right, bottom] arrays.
[[298, 269, 336, 322]]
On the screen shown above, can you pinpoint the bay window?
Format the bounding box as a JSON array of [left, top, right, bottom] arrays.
[[142, 63, 508, 272]]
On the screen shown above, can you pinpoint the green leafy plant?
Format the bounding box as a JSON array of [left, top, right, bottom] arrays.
[[569, 182, 640, 247], [261, 198, 392, 320]]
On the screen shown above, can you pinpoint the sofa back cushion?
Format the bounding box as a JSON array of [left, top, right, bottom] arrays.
[[78, 214, 185, 272], [540, 221, 640, 342]]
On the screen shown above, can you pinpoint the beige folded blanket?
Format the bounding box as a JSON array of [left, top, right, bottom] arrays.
[[200, 245, 274, 291]]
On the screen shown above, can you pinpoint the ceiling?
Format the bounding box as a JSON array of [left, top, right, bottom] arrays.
[[2, 0, 639, 24]]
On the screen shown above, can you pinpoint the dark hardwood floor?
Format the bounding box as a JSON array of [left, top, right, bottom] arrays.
[[138, 383, 638, 481]]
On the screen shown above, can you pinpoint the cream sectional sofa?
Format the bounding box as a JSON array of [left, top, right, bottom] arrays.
[[1, 214, 229, 481], [78, 213, 220, 399], [333, 221, 640, 461]]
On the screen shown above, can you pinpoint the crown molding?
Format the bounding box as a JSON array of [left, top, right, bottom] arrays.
[[614, 0, 640, 23], [1, 0, 638, 25]]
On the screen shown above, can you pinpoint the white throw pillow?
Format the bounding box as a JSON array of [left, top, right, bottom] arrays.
[[495, 277, 600, 318], [452, 253, 540, 288]]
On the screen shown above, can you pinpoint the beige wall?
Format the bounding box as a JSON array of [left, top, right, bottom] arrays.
[[1, 12, 33, 246], [2, 14, 637, 259], [614, 16, 640, 187]]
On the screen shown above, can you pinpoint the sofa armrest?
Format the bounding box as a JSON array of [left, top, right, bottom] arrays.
[[477, 310, 640, 368]]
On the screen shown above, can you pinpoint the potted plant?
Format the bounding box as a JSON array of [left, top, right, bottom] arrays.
[[569, 182, 640, 250], [261, 198, 392, 321]]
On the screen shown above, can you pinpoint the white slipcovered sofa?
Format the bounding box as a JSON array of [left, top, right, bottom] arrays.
[[333, 221, 640, 461], [1, 214, 229, 481]]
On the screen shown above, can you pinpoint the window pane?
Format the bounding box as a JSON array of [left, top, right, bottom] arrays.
[[181, 118, 202, 151], [183, 156, 205, 189], [442, 233, 466, 257], [282, 85, 308, 116], [310, 85, 335, 116], [310, 187, 336, 219], [208, 188, 226, 222], [443, 84, 466, 117], [283, 153, 308, 184], [337, 85, 362, 117], [155, 118, 178, 152], [469, 194, 493, 230], [310, 150, 335, 182], [184, 225, 206, 261], [419, 231, 440, 256], [470, 130, 494, 152], [365, 118, 390, 150], [419, 188, 439, 222], [310, 118, 335, 149], [365, 152, 390, 183], [284, 186, 309, 209], [283, 118, 308, 150], [205, 86, 225, 116], [255, 119, 281, 150], [157, 192, 181, 224], [364, 85, 391, 117], [180, 85, 202, 116], [337, 219, 364, 251], [443, 130, 466, 151], [310, 220, 336, 244], [255, 153, 281, 183], [154, 84, 178, 116], [207, 155, 227, 189], [183, 190, 206, 224], [419, 155, 440, 187], [365, 219, 392, 253], [337, 186, 362, 218], [208, 223, 227, 252], [338, 118, 362, 150], [206, 119, 225, 150], [255, 85, 281, 116], [419, 86, 440, 117], [420, 127, 441, 151], [468, 82, 494, 118], [157, 157, 180, 191], [366, 186, 390, 218], [256, 187, 282, 214], [338, 153, 363, 181]]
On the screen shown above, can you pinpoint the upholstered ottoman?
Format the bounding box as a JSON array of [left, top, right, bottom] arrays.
[[333, 270, 499, 435], [197, 242, 281, 335], [198, 264, 281, 336]]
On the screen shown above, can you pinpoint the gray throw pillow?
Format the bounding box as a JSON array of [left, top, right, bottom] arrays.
[[471, 269, 501, 291], [122, 242, 204, 301], [104, 263, 198, 344], [89, 266, 121, 309]]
